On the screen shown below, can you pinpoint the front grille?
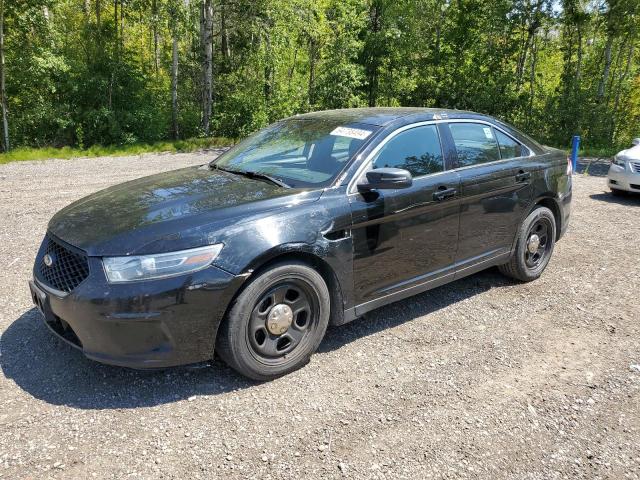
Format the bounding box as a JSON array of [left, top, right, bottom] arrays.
[[630, 184, 640, 190], [631, 162, 640, 173], [38, 236, 90, 293]]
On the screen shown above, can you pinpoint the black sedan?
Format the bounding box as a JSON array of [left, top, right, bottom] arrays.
[[29, 108, 572, 380]]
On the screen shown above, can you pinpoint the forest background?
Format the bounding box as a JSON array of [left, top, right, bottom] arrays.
[[0, 0, 638, 159]]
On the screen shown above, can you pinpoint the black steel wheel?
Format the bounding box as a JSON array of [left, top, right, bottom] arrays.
[[499, 206, 556, 282], [247, 280, 318, 364], [216, 261, 330, 380], [523, 216, 553, 269]]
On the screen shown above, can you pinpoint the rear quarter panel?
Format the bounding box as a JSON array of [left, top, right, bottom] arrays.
[[527, 146, 571, 238]]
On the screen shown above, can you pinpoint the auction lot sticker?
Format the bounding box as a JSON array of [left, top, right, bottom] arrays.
[[330, 126, 373, 140]]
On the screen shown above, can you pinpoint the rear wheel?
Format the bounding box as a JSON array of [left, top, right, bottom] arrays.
[[216, 261, 330, 381], [499, 206, 556, 282]]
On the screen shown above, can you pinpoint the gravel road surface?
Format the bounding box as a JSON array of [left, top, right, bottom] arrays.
[[1, 152, 639, 479]]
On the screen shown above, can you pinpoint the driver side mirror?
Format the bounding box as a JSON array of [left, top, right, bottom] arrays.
[[357, 167, 413, 191]]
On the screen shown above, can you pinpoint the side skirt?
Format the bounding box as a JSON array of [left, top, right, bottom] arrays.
[[341, 250, 511, 324]]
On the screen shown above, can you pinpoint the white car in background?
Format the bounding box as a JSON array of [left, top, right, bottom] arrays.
[[608, 138, 640, 195]]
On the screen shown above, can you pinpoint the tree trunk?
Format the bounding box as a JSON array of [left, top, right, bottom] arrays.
[[263, 30, 273, 101], [114, 0, 118, 46], [95, 0, 101, 34], [516, 0, 543, 91], [610, 43, 634, 142], [597, 34, 613, 101], [221, 0, 231, 60], [120, 0, 125, 50], [308, 38, 317, 107], [435, 0, 444, 65], [575, 21, 583, 80], [366, 2, 382, 107], [0, 0, 9, 152], [527, 36, 538, 129], [171, 34, 179, 139], [201, 0, 213, 135], [152, 0, 159, 74]]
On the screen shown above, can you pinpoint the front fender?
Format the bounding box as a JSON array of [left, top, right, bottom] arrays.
[[211, 188, 356, 313]]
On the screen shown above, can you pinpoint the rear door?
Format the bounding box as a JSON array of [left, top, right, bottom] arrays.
[[443, 121, 534, 276], [349, 123, 461, 308]]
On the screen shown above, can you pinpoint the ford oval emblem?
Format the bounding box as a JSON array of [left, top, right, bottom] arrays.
[[43, 254, 54, 267]]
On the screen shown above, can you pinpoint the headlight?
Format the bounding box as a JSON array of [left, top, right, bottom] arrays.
[[103, 244, 223, 283], [612, 156, 626, 168]]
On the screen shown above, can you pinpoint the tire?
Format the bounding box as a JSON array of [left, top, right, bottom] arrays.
[[499, 206, 556, 282], [216, 261, 330, 381], [610, 188, 626, 196]]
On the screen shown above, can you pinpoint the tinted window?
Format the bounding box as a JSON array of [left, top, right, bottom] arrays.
[[449, 123, 500, 167], [371, 125, 443, 177], [495, 130, 524, 159]]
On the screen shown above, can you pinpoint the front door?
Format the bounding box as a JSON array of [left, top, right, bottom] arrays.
[[349, 123, 461, 308]]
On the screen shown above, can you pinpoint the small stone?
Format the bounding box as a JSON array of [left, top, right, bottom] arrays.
[[261, 454, 269, 462], [225, 455, 232, 461], [338, 462, 347, 472], [318, 445, 328, 452], [188, 396, 197, 402]]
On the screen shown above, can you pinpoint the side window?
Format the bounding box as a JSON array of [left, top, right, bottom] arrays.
[[449, 123, 500, 167], [371, 125, 443, 177], [495, 130, 524, 159]]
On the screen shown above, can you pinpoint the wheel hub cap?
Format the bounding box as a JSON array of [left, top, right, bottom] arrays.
[[527, 234, 540, 254], [266, 304, 293, 335]]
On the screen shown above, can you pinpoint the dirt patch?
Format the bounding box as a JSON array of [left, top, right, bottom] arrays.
[[0, 153, 638, 479]]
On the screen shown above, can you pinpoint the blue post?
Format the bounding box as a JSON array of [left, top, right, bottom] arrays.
[[570, 135, 580, 174]]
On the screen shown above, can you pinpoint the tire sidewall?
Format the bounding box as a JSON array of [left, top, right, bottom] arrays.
[[515, 207, 556, 280], [220, 262, 330, 380]]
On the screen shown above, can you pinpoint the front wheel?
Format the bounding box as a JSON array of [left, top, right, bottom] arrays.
[[216, 261, 330, 381], [499, 206, 556, 282]]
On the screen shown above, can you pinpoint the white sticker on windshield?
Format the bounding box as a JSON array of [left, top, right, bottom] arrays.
[[483, 127, 493, 139], [330, 126, 373, 140]]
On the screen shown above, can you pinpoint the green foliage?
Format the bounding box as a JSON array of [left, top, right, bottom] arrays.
[[0, 137, 232, 164], [0, 0, 639, 153]]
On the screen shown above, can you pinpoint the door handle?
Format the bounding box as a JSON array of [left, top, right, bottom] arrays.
[[433, 187, 457, 201], [515, 171, 531, 183]]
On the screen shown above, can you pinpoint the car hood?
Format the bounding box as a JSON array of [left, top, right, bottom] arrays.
[[616, 144, 640, 161], [48, 165, 322, 256]]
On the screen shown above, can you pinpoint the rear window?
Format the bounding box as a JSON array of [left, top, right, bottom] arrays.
[[495, 130, 525, 159], [449, 123, 501, 167]]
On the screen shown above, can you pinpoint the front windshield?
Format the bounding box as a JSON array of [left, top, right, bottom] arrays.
[[212, 118, 378, 188]]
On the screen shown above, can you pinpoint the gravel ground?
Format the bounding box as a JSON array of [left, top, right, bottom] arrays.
[[0, 152, 639, 480]]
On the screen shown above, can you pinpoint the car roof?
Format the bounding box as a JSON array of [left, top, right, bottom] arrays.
[[288, 107, 484, 127]]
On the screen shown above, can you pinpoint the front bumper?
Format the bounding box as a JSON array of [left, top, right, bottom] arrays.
[[30, 248, 245, 369], [607, 165, 640, 192]]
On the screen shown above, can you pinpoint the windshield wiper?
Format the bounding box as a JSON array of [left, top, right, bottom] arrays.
[[211, 164, 290, 188]]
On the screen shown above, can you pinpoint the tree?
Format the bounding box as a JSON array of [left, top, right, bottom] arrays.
[[1, 0, 639, 152], [0, 0, 8, 151], [168, 0, 187, 139], [200, 0, 213, 135]]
